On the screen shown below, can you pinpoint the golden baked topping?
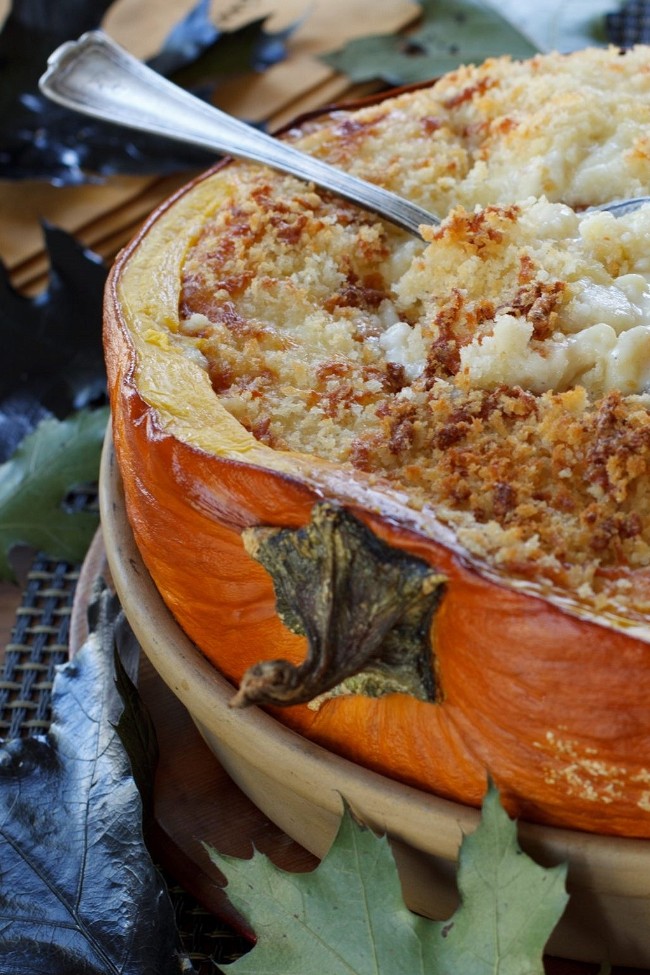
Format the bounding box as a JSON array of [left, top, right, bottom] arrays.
[[172, 46, 650, 616]]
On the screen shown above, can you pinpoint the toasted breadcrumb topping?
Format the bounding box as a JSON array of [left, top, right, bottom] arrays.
[[175, 47, 650, 617]]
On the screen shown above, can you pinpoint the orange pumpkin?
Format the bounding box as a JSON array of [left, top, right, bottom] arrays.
[[104, 49, 650, 839]]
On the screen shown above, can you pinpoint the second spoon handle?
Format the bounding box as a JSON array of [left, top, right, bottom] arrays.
[[39, 31, 439, 238]]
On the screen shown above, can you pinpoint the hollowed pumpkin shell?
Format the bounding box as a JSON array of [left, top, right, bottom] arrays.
[[104, 55, 650, 839]]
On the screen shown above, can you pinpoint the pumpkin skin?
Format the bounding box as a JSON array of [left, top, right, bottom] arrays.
[[104, 93, 650, 839]]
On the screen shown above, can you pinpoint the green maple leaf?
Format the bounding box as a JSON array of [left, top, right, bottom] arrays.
[[208, 804, 433, 974], [0, 406, 108, 579], [207, 783, 569, 974], [321, 0, 537, 86], [432, 782, 569, 973]]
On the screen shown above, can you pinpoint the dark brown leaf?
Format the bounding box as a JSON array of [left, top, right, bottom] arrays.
[[0, 587, 188, 973]]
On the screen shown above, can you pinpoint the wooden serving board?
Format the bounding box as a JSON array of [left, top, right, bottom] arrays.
[[70, 530, 642, 974]]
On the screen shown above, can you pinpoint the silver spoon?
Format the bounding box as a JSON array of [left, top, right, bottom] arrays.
[[39, 30, 438, 238], [39, 31, 650, 236]]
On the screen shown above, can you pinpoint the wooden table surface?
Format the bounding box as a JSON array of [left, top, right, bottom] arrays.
[[1, 1, 648, 970]]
